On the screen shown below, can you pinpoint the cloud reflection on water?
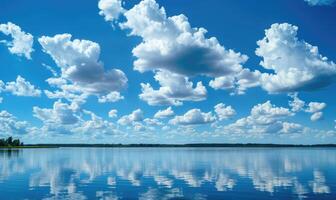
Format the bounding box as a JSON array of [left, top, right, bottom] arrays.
[[0, 148, 335, 199]]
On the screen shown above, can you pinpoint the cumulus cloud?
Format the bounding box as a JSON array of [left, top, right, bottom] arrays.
[[214, 103, 236, 121], [306, 102, 326, 121], [139, 71, 207, 106], [0, 76, 41, 97], [144, 118, 162, 126], [304, 0, 335, 6], [38, 34, 127, 102], [120, 0, 248, 77], [75, 110, 117, 136], [98, 0, 125, 22], [281, 122, 303, 134], [33, 101, 79, 125], [210, 69, 261, 95], [113, 0, 260, 100], [170, 109, 215, 125], [33, 102, 119, 136], [223, 101, 296, 136], [108, 109, 118, 118], [288, 93, 305, 112], [306, 102, 327, 113], [43, 82, 88, 109], [154, 107, 174, 119], [288, 94, 326, 122], [250, 101, 293, 123], [117, 109, 144, 126], [0, 110, 31, 135], [98, 91, 124, 103], [310, 112, 323, 122], [256, 23, 336, 93], [0, 22, 34, 59]]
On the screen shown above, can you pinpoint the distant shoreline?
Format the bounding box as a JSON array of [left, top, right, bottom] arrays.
[[1, 143, 336, 148]]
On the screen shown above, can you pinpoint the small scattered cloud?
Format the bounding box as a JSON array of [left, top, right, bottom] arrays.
[[98, 91, 124, 103], [0, 22, 34, 59], [288, 94, 326, 121], [170, 109, 215, 125], [108, 109, 118, 118], [311, 112, 323, 121], [154, 107, 174, 119], [0, 76, 41, 97], [118, 109, 144, 126], [223, 101, 296, 136], [33, 101, 79, 125], [288, 93, 305, 112], [306, 102, 327, 113], [306, 102, 326, 121], [214, 103, 236, 121], [139, 71, 207, 106], [98, 0, 125, 23], [0, 110, 32, 135]]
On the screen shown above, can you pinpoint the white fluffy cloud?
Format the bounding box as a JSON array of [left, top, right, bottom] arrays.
[[288, 94, 327, 122], [249, 101, 293, 125], [111, 0, 261, 102], [170, 109, 215, 125], [117, 109, 144, 126], [154, 107, 174, 119], [223, 101, 298, 136], [98, 91, 124, 103], [33, 101, 79, 125], [0, 22, 34, 59], [139, 71, 207, 106], [32, 101, 120, 136], [0, 110, 31, 135], [108, 109, 118, 118], [38, 34, 127, 101], [288, 93, 305, 112], [75, 110, 117, 136], [306, 102, 327, 113], [306, 102, 326, 121], [256, 23, 336, 93], [311, 112, 323, 122], [210, 69, 261, 95], [144, 118, 162, 126], [35, 108, 118, 136], [98, 0, 125, 22], [0, 76, 41, 97], [120, 0, 248, 77], [304, 0, 335, 6], [43, 81, 88, 109], [281, 122, 303, 134], [214, 103, 236, 121]]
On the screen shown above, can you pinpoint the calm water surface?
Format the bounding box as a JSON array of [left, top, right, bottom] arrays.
[[0, 147, 336, 200]]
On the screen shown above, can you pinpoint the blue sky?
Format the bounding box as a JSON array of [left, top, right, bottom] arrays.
[[0, 0, 336, 144]]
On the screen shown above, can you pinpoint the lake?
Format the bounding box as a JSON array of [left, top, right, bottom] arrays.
[[0, 148, 335, 200]]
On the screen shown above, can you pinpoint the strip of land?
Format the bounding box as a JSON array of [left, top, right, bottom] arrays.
[[4, 143, 333, 148]]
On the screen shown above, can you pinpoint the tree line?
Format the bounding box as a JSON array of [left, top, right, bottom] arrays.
[[0, 137, 23, 147]]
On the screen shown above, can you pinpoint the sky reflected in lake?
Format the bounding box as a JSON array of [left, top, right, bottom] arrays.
[[0, 148, 336, 200]]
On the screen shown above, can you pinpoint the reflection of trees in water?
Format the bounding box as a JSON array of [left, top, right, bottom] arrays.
[[0, 148, 21, 158], [0, 148, 335, 199]]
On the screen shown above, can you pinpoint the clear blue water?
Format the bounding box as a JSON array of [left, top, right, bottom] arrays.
[[0, 148, 336, 200]]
